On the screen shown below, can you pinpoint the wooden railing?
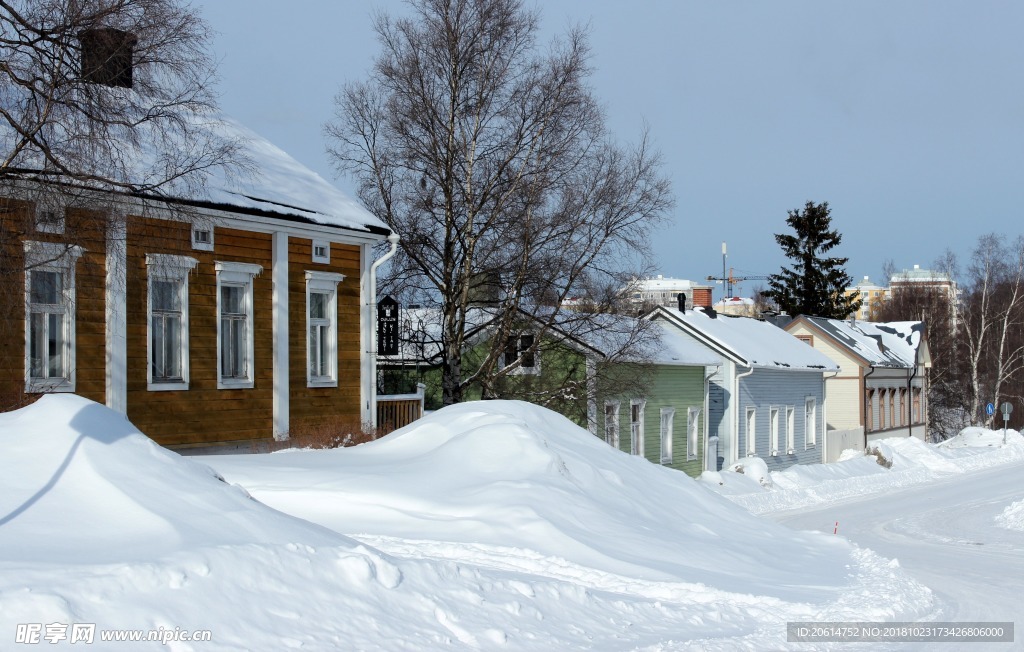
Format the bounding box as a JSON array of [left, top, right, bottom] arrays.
[[376, 383, 425, 433]]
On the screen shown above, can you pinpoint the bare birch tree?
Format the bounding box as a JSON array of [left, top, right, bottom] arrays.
[[327, 0, 672, 406], [960, 234, 1024, 427]]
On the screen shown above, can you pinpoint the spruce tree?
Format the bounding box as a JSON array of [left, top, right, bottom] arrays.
[[764, 201, 862, 319]]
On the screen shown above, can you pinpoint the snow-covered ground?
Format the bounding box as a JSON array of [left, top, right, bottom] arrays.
[[2, 395, 1021, 650]]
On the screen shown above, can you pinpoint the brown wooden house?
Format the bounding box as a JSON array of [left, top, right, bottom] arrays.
[[0, 119, 395, 450]]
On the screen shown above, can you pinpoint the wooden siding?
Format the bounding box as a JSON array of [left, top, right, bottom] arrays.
[[288, 237, 362, 426], [0, 201, 107, 407], [737, 368, 826, 471], [598, 363, 707, 478], [125, 219, 274, 446]]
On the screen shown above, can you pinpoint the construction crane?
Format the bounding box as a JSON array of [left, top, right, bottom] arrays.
[[706, 268, 769, 300]]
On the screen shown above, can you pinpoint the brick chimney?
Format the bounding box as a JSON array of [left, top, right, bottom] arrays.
[[692, 287, 712, 308]]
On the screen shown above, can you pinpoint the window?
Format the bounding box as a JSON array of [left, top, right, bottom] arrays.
[[888, 390, 895, 428], [769, 407, 780, 456], [796, 334, 813, 347], [805, 397, 817, 447], [630, 400, 645, 456], [786, 406, 795, 454], [913, 388, 922, 423], [866, 389, 874, 432], [24, 242, 84, 392], [659, 407, 675, 464], [604, 401, 620, 449], [146, 254, 198, 391], [899, 388, 908, 426], [312, 240, 330, 264], [687, 407, 700, 461], [306, 271, 344, 387], [192, 227, 214, 251], [503, 332, 539, 375], [215, 261, 262, 389], [746, 407, 757, 456]]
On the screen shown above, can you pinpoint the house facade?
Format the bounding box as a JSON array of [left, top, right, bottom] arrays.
[[596, 320, 719, 477], [1, 120, 394, 450], [651, 307, 839, 471], [784, 317, 930, 452]]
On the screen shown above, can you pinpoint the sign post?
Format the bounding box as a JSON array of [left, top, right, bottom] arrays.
[[1000, 402, 1013, 445]]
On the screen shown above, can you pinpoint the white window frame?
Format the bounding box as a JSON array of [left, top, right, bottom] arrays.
[[146, 254, 198, 391], [215, 261, 262, 389], [659, 407, 675, 464], [769, 407, 780, 456], [805, 396, 817, 448], [786, 406, 795, 454], [504, 331, 540, 375], [311, 239, 330, 264], [630, 399, 646, 457], [604, 401, 620, 449], [24, 241, 84, 393], [746, 406, 757, 456], [687, 407, 700, 461], [191, 226, 214, 251], [305, 271, 344, 388]]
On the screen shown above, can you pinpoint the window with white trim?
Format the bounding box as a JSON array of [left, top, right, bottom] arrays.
[[306, 271, 344, 387], [805, 397, 817, 447], [191, 227, 214, 251], [746, 407, 757, 456], [24, 241, 84, 392], [503, 332, 539, 375], [786, 406, 795, 454], [687, 407, 700, 460], [769, 407, 780, 456], [215, 261, 261, 389], [312, 240, 330, 264], [659, 407, 675, 464], [604, 401, 620, 449], [630, 399, 645, 456], [146, 254, 197, 391]]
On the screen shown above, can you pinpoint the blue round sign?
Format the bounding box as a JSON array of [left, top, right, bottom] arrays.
[[986, 402, 995, 416]]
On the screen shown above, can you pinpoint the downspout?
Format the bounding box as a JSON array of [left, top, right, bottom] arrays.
[[907, 362, 919, 438], [367, 233, 400, 428], [734, 364, 754, 459], [863, 365, 877, 444], [821, 368, 840, 463], [703, 363, 721, 471]]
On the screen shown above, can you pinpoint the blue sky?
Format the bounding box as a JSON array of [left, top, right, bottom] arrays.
[[202, 1, 1024, 300]]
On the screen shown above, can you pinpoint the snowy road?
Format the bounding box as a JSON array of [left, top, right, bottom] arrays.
[[775, 460, 1024, 650]]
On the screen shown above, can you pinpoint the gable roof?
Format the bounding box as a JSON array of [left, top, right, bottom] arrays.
[[651, 307, 839, 372], [786, 316, 926, 368], [5, 112, 389, 237]]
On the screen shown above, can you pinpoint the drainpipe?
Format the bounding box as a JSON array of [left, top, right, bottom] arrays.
[[863, 365, 876, 447], [907, 363, 919, 439], [704, 363, 721, 471], [368, 233, 400, 427], [734, 364, 754, 460]]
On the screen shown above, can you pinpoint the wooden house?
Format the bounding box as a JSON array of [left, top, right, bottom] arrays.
[[0, 118, 395, 450], [595, 319, 720, 478], [651, 307, 839, 471], [784, 316, 930, 457]]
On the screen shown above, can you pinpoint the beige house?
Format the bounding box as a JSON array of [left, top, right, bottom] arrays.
[[785, 316, 931, 458]]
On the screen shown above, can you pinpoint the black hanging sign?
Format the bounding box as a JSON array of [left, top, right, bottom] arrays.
[[377, 295, 399, 356]]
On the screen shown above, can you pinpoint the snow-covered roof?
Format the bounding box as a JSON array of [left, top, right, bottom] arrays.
[[794, 317, 925, 368], [198, 115, 388, 234], [650, 321, 722, 367], [653, 307, 839, 372]]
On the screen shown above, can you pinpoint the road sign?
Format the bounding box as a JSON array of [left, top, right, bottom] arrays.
[[1000, 402, 1013, 418], [986, 402, 995, 416]]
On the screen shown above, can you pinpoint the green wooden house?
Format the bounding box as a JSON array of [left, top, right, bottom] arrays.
[[595, 319, 720, 478]]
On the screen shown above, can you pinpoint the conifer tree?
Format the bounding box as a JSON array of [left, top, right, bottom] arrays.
[[764, 201, 861, 318]]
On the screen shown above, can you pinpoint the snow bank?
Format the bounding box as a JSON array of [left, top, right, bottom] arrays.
[[2, 396, 935, 649], [996, 499, 1024, 532], [706, 427, 1024, 516]]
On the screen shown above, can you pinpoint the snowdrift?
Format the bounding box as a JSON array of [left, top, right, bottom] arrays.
[[216, 400, 904, 602]]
